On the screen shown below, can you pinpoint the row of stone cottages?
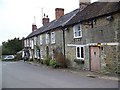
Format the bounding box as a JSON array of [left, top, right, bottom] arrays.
[[24, 2, 120, 74]]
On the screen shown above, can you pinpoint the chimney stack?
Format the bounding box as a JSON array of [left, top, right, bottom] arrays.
[[32, 16, 37, 32], [79, 0, 91, 11], [32, 24, 37, 32], [42, 14, 49, 25], [55, 8, 64, 20]]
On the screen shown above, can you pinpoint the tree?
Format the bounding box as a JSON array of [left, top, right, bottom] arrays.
[[2, 38, 24, 55]]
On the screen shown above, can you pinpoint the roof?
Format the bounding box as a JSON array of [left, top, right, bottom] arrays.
[[26, 20, 56, 38], [26, 9, 79, 39], [26, 2, 120, 39], [65, 2, 120, 26]]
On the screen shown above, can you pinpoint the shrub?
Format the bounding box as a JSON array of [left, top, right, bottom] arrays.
[[55, 53, 68, 68], [36, 59, 40, 63], [29, 58, 33, 62], [49, 60, 60, 68], [53, 47, 69, 68], [43, 57, 51, 66]]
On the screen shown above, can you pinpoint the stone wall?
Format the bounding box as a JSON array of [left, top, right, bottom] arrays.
[[65, 12, 120, 74]]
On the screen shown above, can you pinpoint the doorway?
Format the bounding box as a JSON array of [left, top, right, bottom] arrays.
[[90, 46, 100, 72]]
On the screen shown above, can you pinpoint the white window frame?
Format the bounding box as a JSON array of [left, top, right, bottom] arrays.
[[30, 39, 32, 48], [40, 35, 42, 45], [27, 39, 29, 47], [34, 36, 37, 45], [24, 40, 27, 47], [46, 33, 49, 44], [31, 40, 34, 49], [76, 46, 84, 60], [73, 24, 82, 38], [40, 49, 43, 59], [51, 32, 55, 44]]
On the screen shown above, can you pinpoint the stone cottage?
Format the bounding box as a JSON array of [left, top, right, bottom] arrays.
[[64, 2, 120, 74], [24, 2, 120, 74]]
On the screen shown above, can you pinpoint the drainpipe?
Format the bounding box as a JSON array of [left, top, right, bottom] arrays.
[[61, 27, 67, 61]]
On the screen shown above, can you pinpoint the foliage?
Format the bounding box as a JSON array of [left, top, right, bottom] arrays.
[[43, 56, 51, 66], [49, 60, 59, 68], [29, 58, 34, 62], [36, 44, 40, 50], [36, 58, 41, 64], [2, 38, 24, 55], [53, 47, 68, 68], [16, 51, 22, 60]]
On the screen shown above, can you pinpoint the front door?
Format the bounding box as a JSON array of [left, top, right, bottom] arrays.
[[90, 46, 100, 72], [46, 46, 49, 57]]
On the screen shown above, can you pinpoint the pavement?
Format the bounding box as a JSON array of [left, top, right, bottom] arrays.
[[28, 61, 119, 81]]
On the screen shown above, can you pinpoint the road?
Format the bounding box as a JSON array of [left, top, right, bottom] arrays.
[[2, 61, 118, 88], [0, 61, 2, 89]]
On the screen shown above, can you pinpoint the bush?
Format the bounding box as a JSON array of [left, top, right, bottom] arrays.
[[53, 47, 69, 68], [43, 57, 50, 66], [29, 58, 33, 62], [49, 60, 59, 68]]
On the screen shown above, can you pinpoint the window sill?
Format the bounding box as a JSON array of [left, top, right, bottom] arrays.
[[51, 42, 56, 45], [74, 36, 82, 39], [74, 59, 84, 64]]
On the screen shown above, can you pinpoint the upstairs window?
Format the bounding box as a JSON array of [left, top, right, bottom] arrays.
[[40, 35, 42, 45], [76, 46, 84, 60], [46, 34, 49, 44], [73, 24, 82, 38], [51, 32, 55, 44], [34, 36, 37, 45], [30, 39, 32, 47], [27, 39, 29, 47]]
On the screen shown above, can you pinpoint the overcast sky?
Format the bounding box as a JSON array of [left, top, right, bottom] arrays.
[[0, 0, 98, 44]]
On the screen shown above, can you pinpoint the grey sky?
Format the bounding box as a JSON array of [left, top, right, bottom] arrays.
[[0, 0, 98, 44]]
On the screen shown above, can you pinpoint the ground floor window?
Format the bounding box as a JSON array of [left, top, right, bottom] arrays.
[[76, 46, 84, 60], [40, 50, 43, 59]]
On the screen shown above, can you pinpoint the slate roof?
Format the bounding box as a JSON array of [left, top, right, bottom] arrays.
[[26, 9, 79, 39], [26, 2, 120, 39], [65, 2, 120, 26], [26, 20, 56, 38]]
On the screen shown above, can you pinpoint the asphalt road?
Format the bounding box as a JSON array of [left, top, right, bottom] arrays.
[[2, 61, 118, 88], [0, 61, 2, 89]]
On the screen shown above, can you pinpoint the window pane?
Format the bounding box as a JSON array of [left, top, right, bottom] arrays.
[[77, 47, 80, 57], [81, 47, 84, 58], [75, 32, 77, 37], [78, 26, 80, 30], [78, 30, 81, 36], [51, 32, 55, 43]]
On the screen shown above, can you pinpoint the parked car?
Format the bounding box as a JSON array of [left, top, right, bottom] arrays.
[[3, 55, 15, 60]]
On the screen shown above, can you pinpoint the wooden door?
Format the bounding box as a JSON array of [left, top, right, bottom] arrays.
[[90, 46, 100, 72]]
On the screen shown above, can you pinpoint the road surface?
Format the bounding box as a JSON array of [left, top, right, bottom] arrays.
[[0, 61, 2, 89], [2, 61, 118, 88]]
